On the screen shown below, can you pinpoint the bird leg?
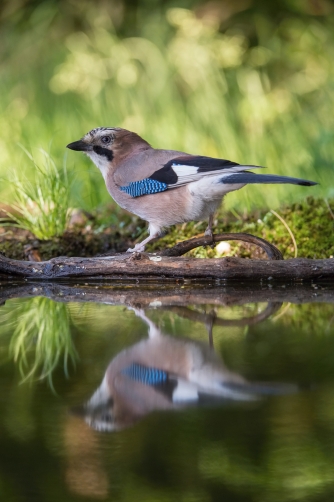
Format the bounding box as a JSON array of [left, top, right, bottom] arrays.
[[127, 223, 161, 253], [205, 310, 216, 350], [131, 308, 163, 339], [204, 213, 214, 238]]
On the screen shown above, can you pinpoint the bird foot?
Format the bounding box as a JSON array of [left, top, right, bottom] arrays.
[[127, 244, 146, 253], [204, 228, 215, 248]]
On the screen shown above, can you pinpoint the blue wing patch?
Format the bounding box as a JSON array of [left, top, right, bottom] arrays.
[[120, 178, 168, 197], [122, 363, 168, 385]]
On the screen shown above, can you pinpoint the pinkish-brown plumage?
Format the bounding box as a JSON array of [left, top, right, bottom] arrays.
[[67, 127, 317, 252], [78, 309, 297, 432]]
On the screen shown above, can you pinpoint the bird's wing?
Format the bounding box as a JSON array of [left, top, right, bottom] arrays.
[[150, 155, 261, 185], [119, 155, 262, 197], [120, 362, 298, 405], [121, 362, 200, 402]]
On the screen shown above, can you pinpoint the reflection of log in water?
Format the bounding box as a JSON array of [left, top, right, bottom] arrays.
[[0, 281, 333, 306], [161, 304, 283, 327]]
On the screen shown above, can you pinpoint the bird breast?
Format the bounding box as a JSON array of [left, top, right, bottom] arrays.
[[105, 175, 223, 227]]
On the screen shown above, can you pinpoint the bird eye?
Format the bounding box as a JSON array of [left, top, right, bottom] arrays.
[[101, 135, 111, 145]]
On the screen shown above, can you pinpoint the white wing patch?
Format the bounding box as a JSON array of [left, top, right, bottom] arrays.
[[169, 163, 263, 187], [172, 379, 199, 402], [172, 164, 199, 176]]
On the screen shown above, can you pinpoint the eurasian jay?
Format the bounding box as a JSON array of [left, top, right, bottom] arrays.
[[67, 128, 317, 252], [79, 309, 297, 432]]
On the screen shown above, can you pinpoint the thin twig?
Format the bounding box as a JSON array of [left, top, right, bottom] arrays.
[[324, 199, 334, 220], [270, 210, 298, 258]]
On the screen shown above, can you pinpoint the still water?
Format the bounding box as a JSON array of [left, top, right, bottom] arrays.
[[0, 280, 334, 502]]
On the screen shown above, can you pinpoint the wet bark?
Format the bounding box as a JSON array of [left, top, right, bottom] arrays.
[[0, 252, 333, 281]]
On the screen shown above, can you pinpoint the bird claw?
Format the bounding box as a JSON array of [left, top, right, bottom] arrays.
[[127, 244, 145, 253], [204, 228, 215, 248]]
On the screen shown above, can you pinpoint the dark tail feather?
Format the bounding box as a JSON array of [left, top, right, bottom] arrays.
[[222, 381, 299, 396], [222, 173, 317, 186]]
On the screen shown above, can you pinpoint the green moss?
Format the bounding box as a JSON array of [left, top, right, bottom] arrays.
[[147, 196, 334, 259], [0, 197, 333, 260], [0, 229, 128, 261]]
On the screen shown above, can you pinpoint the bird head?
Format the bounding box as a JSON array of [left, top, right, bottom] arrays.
[[66, 127, 150, 178], [71, 374, 119, 432], [73, 367, 155, 432]]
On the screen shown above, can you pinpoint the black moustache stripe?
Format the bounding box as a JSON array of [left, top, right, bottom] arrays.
[[93, 146, 114, 161]]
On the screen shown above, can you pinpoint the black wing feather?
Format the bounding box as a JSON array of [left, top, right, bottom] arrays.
[[148, 155, 240, 184], [171, 155, 240, 172], [148, 164, 178, 184]]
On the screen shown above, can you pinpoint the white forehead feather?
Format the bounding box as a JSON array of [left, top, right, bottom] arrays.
[[84, 127, 119, 140]]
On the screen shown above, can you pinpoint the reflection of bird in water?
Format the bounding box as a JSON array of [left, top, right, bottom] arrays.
[[79, 310, 297, 432]]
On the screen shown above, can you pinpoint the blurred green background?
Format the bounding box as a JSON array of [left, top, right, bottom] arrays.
[[1, 0, 333, 215]]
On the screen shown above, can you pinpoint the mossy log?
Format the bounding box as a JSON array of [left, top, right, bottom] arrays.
[[0, 253, 333, 281], [0, 232, 333, 281]]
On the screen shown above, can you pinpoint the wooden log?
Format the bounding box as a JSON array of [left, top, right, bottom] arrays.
[[0, 232, 333, 281], [0, 251, 333, 281]]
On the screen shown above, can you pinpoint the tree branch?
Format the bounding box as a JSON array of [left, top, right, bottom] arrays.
[[160, 232, 283, 260]]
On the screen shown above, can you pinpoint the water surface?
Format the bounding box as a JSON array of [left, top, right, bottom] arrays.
[[0, 280, 334, 502]]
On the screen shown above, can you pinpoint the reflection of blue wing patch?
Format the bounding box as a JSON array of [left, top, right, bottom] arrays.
[[122, 363, 168, 385], [120, 179, 168, 197]]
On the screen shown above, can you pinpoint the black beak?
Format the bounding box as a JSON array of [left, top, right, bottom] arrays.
[[66, 140, 92, 152]]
